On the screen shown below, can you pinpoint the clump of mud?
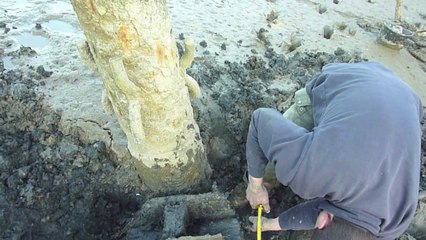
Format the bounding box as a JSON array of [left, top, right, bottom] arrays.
[[0, 62, 143, 239]]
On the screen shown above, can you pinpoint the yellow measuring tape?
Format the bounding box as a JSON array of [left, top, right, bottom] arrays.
[[257, 204, 263, 240]]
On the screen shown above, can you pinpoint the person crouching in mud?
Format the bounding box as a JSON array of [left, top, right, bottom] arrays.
[[245, 62, 423, 240]]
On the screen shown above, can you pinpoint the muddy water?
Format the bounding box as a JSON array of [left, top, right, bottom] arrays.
[[43, 20, 76, 33], [2, 56, 13, 70], [14, 33, 49, 49]]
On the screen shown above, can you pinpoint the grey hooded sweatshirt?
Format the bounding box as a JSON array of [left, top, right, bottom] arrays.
[[246, 62, 423, 239]]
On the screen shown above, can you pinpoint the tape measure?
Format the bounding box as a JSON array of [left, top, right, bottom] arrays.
[[257, 204, 263, 240]]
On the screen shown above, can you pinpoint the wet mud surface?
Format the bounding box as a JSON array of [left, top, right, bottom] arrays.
[[1, 44, 425, 240], [0, 64, 144, 239]]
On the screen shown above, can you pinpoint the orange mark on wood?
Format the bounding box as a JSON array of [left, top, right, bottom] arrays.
[[119, 25, 132, 51], [87, 0, 96, 14], [169, 48, 175, 61], [156, 44, 168, 63]]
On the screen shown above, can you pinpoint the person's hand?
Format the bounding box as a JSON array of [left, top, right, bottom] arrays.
[[315, 211, 333, 229], [246, 175, 271, 213], [247, 216, 281, 232]]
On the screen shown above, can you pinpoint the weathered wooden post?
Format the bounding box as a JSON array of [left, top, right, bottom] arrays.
[[395, 0, 403, 22]]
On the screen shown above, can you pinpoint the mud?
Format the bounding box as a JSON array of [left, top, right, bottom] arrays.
[[1, 34, 426, 239], [0, 61, 144, 239], [1, 41, 425, 239]]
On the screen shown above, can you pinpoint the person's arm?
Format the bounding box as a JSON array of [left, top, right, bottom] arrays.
[[278, 199, 324, 230], [246, 108, 310, 183], [246, 109, 269, 179], [248, 199, 331, 232], [246, 108, 312, 213]]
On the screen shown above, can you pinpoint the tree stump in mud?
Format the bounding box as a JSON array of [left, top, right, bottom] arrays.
[[70, 0, 211, 194]]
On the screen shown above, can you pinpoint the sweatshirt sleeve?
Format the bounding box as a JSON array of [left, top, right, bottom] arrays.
[[246, 108, 269, 178], [246, 108, 310, 180], [278, 199, 326, 230]]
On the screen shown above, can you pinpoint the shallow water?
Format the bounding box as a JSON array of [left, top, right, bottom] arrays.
[[44, 20, 75, 33], [15, 32, 48, 49], [2, 56, 13, 69]]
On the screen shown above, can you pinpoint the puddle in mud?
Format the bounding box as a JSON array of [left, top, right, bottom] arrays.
[[43, 20, 75, 33], [2, 56, 14, 69], [15, 33, 48, 49]]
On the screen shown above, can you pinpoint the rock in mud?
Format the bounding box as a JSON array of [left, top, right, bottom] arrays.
[[162, 202, 189, 239], [356, 19, 377, 32], [228, 182, 248, 208], [266, 10, 279, 24], [18, 183, 35, 206], [289, 33, 303, 52], [36, 65, 53, 78], [408, 201, 426, 239], [0, 155, 7, 169], [334, 47, 346, 56], [318, 4, 327, 14], [208, 137, 234, 167], [0, 79, 9, 98], [198, 218, 241, 240], [399, 232, 417, 240], [9, 46, 37, 57], [116, 192, 235, 239], [84, 141, 107, 160], [221, 43, 226, 50], [348, 27, 357, 36], [9, 83, 29, 99], [59, 141, 79, 158], [323, 25, 334, 39], [336, 22, 348, 31], [256, 27, 270, 46], [200, 40, 208, 48]]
